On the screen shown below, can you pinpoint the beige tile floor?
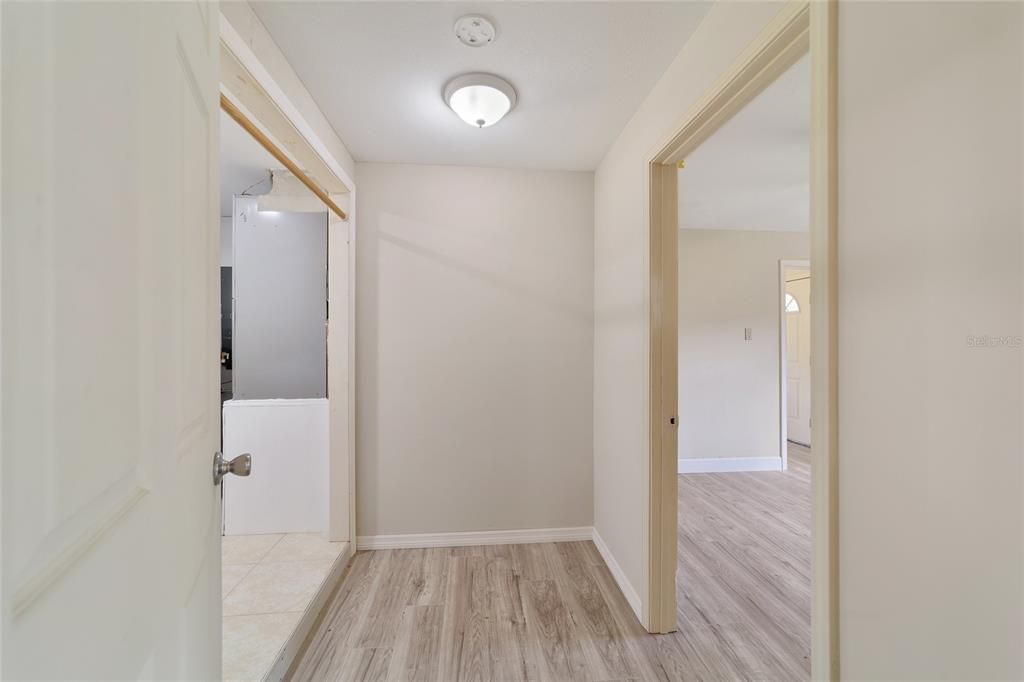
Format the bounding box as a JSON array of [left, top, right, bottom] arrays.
[[222, 533, 344, 681]]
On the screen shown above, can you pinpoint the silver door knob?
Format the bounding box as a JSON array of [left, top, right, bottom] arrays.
[[213, 451, 251, 485]]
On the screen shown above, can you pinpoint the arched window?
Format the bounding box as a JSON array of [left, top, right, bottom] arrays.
[[785, 292, 800, 313]]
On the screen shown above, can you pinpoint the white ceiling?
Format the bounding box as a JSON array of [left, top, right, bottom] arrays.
[[250, 2, 711, 171], [219, 111, 280, 217], [679, 54, 810, 232]]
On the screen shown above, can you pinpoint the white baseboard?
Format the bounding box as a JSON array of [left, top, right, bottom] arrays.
[[357, 526, 593, 551], [590, 527, 643, 622], [678, 456, 783, 474]]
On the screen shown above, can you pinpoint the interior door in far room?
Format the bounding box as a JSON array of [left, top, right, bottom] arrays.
[[785, 268, 811, 446]]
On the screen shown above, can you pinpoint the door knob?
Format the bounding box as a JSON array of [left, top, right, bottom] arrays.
[[213, 451, 251, 485]]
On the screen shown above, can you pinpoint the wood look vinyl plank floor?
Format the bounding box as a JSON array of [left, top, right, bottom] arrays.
[[290, 444, 811, 681]]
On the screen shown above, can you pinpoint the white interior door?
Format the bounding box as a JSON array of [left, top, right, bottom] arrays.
[[785, 272, 812, 446], [2, 3, 221, 679]]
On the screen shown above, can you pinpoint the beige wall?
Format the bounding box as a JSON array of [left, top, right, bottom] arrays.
[[839, 3, 1022, 678], [600, 4, 1024, 670], [593, 0, 787, 616], [678, 229, 808, 460], [355, 162, 594, 537], [598, 0, 1023, 673]]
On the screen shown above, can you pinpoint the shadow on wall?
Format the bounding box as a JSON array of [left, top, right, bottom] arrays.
[[378, 229, 593, 325], [354, 163, 595, 539]]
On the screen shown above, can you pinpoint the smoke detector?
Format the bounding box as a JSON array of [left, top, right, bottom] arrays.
[[454, 15, 496, 47]]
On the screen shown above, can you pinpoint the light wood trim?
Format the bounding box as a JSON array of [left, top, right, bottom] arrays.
[[219, 93, 348, 221], [646, 0, 839, 676], [809, 1, 839, 678], [647, 162, 679, 634]]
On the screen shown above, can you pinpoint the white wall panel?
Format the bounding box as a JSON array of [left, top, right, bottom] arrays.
[[223, 399, 328, 535]]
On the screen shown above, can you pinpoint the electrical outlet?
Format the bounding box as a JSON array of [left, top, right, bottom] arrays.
[[744, 327, 752, 341]]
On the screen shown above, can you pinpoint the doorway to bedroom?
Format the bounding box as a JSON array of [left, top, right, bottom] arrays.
[[673, 53, 813, 680]]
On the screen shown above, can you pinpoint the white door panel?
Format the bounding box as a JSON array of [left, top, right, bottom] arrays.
[[785, 274, 811, 446], [2, 3, 220, 679], [787, 378, 800, 418], [786, 316, 800, 363]]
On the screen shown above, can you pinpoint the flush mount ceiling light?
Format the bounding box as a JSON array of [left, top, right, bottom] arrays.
[[443, 73, 517, 128]]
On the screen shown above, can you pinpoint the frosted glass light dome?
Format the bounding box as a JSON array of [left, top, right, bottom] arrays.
[[444, 74, 517, 128]]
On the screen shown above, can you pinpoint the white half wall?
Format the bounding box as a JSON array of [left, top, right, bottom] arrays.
[[355, 162, 594, 537], [223, 399, 329, 535], [838, 3, 1022, 678], [593, 1, 789, 625], [678, 229, 808, 462]]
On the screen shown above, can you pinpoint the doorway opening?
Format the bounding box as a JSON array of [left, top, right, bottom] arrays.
[[646, 2, 838, 679], [217, 107, 346, 681], [672, 53, 812, 679]]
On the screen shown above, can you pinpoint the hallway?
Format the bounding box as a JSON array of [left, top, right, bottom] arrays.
[[289, 446, 811, 680]]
